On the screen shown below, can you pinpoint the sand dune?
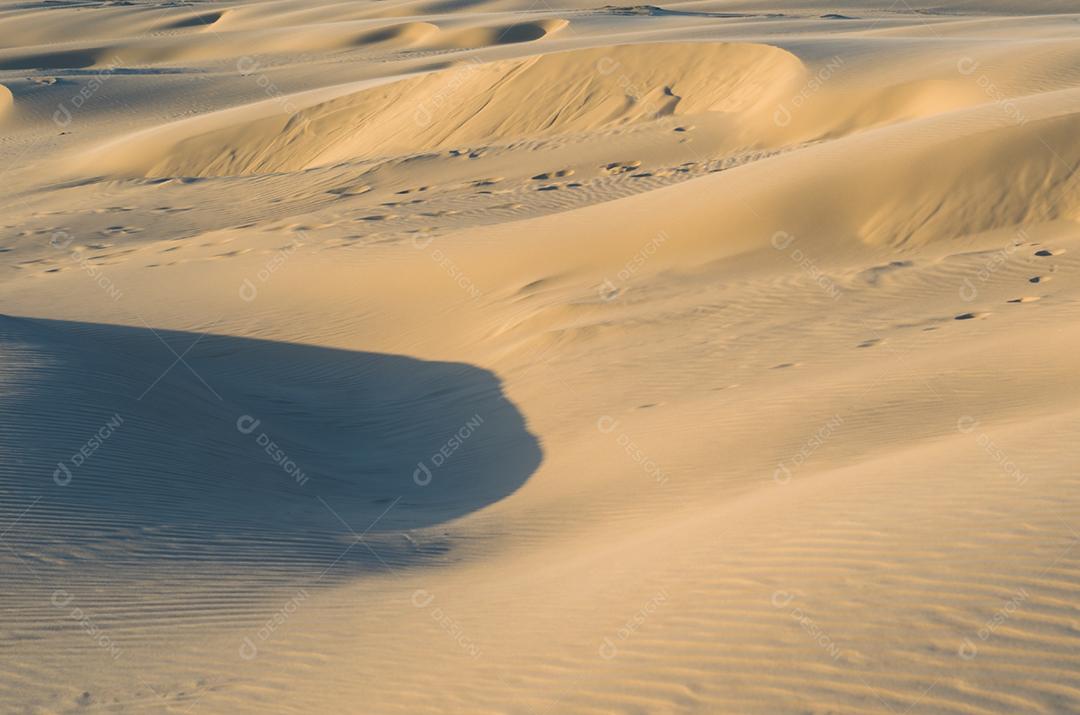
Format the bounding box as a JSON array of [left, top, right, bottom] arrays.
[[2, 1, 1080, 713], [74, 41, 803, 178]]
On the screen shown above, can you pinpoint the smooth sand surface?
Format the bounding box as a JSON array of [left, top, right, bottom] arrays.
[[2, 1, 1080, 712]]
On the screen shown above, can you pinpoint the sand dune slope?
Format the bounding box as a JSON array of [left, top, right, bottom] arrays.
[[2, 1, 1080, 714], [77, 41, 804, 178]]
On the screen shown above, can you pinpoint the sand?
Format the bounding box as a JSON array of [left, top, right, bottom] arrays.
[[2, 0, 1079, 712]]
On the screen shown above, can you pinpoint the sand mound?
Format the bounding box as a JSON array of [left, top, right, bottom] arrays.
[[0, 84, 11, 119], [151, 9, 230, 32], [0, 22, 437, 70], [0, 314, 540, 545], [436, 18, 569, 48], [78, 42, 804, 178], [461, 91, 1080, 286], [7, 3, 1080, 713]]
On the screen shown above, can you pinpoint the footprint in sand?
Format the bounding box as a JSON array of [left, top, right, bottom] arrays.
[[329, 184, 371, 197], [102, 226, 142, 236], [531, 169, 574, 180], [603, 160, 642, 174]]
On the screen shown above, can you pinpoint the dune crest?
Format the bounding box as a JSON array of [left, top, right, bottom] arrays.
[[76, 42, 804, 178], [0, 83, 11, 119]]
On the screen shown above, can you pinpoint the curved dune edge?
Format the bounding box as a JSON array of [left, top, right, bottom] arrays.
[[0, 15, 569, 71], [436, 18, 569, 48], [73, 41, 806, 178], [150, 8, 231, 32], [0, 84, 11, 119], [433, 89, 1080, 291], [0, 21, 439, 70]]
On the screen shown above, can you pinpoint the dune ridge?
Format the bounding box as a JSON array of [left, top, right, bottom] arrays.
[[2, 1, 1080, 714], [75, 41, 804, 178]]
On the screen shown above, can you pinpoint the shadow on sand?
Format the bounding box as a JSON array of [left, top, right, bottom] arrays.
[[0, 315, 542, 581]]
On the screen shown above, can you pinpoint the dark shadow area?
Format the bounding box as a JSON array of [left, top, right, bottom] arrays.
[[0, 314, 542, 579]]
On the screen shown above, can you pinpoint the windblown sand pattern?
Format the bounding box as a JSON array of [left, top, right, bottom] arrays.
[[2, 0, 1079, 712]]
